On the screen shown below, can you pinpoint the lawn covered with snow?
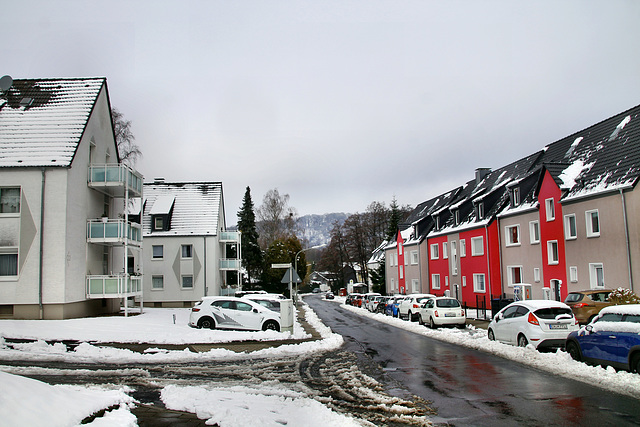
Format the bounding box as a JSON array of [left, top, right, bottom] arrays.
[[0, 302, 351, 426]]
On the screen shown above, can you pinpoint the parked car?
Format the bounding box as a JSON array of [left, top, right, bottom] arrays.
[[325, 292, 335, 300], [399, 294, 436, 321], [376, 297, 390, 314], [368, 295, 385, 312], [385, 297, 401, 317], [565, 304, 640, 373], [487, 300, 579, 350], [418, 297, 466, 328], [189, 296, 281, 331], [353, 294, 365, 308], [345, 294, 361, 306], [564, 289, 613, 324], [363, 293, 381, 310]]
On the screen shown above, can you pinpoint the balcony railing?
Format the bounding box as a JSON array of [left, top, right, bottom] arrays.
[[88, 164, 143, 197], [87, 219, 142, 247], [220, 258, 241, 270], [220, 231, 240, 242], [86, 274, 142, 298]]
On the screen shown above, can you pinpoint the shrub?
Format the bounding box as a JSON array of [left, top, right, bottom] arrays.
[[609, 287, 640, 304]]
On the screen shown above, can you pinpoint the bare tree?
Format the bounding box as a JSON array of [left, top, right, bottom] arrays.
[[256, 188, 298, 249], [112, 108, 142, 167]]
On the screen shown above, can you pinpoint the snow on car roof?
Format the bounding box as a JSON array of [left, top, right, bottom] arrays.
[[599, 304, 640, 315], [512, 300, 570, 309]]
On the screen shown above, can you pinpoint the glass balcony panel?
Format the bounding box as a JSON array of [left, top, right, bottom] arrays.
[[89, 278, 104, 294], [89, 223, 105, 238], [104, 223, 119, 238]]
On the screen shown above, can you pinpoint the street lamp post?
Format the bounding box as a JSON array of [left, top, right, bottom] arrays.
[[294, 248, 312, 305]]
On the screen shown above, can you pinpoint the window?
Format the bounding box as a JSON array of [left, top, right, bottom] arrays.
[[547, 240, 559, 265], [236, 301, 253, 311], [0, 188, 20, 213], [507, 266, 523, 285], [152, 275, 164, 289], [154, 217, 164, 231], [445, 276, 449, 287], [443, 242, 448, 259], [451, 241, 458, 275], [398, 244, 403, 255], [399, 265, 403, 279], [152, 245, 163, 259], [0, 251, 18, 276], [529, 221, 540, 244], [511, 187, 520, 206], [471, 236, 484, 256], [411, 279, 420, 293], [410, 251, 418, 265], [454, 210, 460, 225], [430, 244, 439, 260], [505, 225, 520, 246], [473, 274, 486, 293], [589, 263, 604, 289], [586, 210, 600, 237], [476, 202, 484, 220], [564, 214, 577, 240], [181, 244, 193, 259], [405, 255, 408, 266], [390, 278, 395, 292], [460, 239, 466, 257], [545, 198, 555, 221], [569, 266, 578, 283], [533, 267, 541, 283], [462, 276, 467, 287], [435, 216, 441, 230], [182, 275, 193, 288], [432, 274, 441, 290]]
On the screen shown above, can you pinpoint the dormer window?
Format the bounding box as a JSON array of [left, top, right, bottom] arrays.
[[435, 216, 441, 230], [454, 210, 460, 226], [154, 217, 164, 231], [476, 202, 484, 220], [511, 187, 520, 207]]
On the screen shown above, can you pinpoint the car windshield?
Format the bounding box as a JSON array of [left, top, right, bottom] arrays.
[[534, 307, 572, 319], [436, 299, 460, 308], [564, 293, 584, 303]]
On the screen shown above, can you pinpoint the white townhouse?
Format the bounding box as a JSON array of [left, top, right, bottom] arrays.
[[0, 77, 143, 319], [141, 179, 241, 307]]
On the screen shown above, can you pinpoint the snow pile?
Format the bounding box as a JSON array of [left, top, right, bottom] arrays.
[[161, 385, 361, 427], [0, 372, 135, 427]]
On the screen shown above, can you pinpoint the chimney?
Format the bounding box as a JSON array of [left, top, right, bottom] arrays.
[[475, 168, 491, 185], [154, 177, 165, 184]]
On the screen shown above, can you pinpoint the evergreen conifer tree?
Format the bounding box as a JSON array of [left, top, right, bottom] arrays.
[[237, 186, 263, 288]]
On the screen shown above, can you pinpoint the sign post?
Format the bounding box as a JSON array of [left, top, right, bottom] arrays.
[[271, 263, 293, 298]]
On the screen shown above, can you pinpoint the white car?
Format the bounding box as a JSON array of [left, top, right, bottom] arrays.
[[398, 294, 436, 321], [368, 296, 385, 312], [189, 296, 281, 331], [487, 300, 579, 350], [418, 297, 466, 328], [363, 293, 381, 311]]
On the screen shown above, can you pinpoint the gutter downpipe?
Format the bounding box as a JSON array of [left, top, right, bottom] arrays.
[[39, 168, 46, 319], [620, 189, 634, 292], [485, 223, 492, 305]]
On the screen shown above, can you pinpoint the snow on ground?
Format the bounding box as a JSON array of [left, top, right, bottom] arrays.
[[0, 301, 351, 426], [333, 296, 640, 400]]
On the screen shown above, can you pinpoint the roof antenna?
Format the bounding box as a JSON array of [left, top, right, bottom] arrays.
[[0, 75, 12, 94]]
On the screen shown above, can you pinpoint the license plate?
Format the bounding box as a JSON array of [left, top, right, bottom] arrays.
[[549, 324, 567, 330], [445, 313, 456, 317]]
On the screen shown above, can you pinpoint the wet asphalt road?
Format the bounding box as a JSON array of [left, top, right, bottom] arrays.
[[304, 295, 640, 426]]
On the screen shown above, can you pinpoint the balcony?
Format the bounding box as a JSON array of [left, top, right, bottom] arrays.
[[220, 231, 240, 242], [86, 274, 142, 299], [87, 219, 142, 247], [88, 164, 143, 197], [220, 258, 241, 270]]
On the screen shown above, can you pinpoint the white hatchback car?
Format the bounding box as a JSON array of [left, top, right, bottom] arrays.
[[487, 300, 579, 350], [399, 294, 436, 321], [189, 296, 281, 331], [418, 297, 466, 328]]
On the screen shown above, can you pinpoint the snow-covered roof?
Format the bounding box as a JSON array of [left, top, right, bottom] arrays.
[[142, 182, 223, 236], [0, 77, 106, 167]]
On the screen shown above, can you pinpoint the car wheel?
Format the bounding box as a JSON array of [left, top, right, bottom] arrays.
[[488, 329, 495, 341], [408, 311, 414, 322], [262, 320, 280, 332], [429, 317, 436, 329], [632, 354, 640, 374], [198, 317, 215, 330], [517, 334, 529, 348], [566, 341, 582, 362], [418, 315, 424, 326]]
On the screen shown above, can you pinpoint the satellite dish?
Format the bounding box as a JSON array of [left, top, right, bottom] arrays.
[[0, 75, 12, 92]]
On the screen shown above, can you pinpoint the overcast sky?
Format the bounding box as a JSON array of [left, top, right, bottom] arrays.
[[2, 1, 640, 226]]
